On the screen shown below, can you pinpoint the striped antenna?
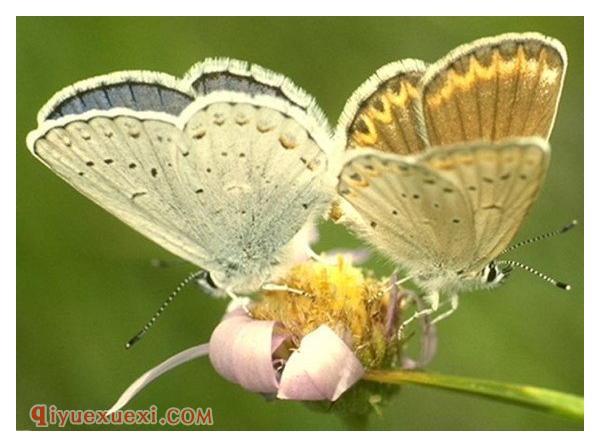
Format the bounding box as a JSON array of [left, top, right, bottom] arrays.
[[501, 220, 578, 255], [496, 260, 571, 291], [126, 270, 207, 349]]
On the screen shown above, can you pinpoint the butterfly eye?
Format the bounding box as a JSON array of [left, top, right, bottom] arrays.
[[205, 272, 218, 289], [485, 265, 498, 282]]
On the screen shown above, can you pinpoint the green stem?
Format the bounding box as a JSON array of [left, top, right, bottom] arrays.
[[363, 370, 583, 421]]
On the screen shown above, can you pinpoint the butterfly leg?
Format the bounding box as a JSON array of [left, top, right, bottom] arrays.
[[305, 244, 322, 262], [304, 245, 336, 265], [225, 289, 252, 314], [397, 291, 440, 338], [382, 275, 413, 295], [261, 283, 313, 298], [430, 294, 459, 325], [393, 275, 413, 287]]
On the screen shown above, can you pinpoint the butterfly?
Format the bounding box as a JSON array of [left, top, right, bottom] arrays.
[[334, 33, 568, 326], [26, 58, 339, 300]]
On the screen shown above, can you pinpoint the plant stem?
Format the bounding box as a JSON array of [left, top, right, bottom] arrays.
[[363, 370, 583, 421]]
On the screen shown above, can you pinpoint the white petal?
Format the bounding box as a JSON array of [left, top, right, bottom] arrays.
[[107, 343, 209, 414]]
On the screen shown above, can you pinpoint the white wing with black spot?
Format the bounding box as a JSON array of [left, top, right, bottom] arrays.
[[338, 149, 476, 273], [31, 113, 211, 266], [337, 137, 549, 275], [417, 137, 550, 271]]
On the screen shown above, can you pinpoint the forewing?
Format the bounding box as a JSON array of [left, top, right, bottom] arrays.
[[337, 151, 476, 272], [419, 138, 550, 271], [419, 33, 566, 146], [29, 114, 212, 266], [336, 60, 428, 155]]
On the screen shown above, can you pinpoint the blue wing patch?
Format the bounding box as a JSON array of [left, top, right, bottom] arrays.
[[44, 82, 194, 120]]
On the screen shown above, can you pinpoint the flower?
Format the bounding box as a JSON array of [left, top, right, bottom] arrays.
[[209, 308, 364, 400], [108, 255, 436, 415]]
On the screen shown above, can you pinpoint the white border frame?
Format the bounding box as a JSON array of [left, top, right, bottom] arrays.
[[8, 5, 593, 444]]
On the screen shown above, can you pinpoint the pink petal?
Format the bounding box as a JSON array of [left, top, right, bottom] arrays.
[[208, 313, 280, 394], [277, 325, 364, 401]]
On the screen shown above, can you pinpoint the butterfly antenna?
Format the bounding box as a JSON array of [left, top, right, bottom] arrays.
[[501, 220, 578, 255], [125, 270, 207, 349], [496, 260, 571, 291]]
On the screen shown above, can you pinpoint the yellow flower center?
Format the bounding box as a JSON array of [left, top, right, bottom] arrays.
[[251, 256, 402, 369]]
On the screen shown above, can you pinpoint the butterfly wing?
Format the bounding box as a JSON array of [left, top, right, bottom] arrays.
[[337, 137, 549, 275], [334, 33, 559, 288], [418, 137, 550, 271], [336, 59, 428, 155], [337, 150, 476, 273], [27, 59, 335, 289], [36, 71, 195, 123], [418, 33, 566, 146], [176, 96, 334, 288], [30, 114, 217, 266]]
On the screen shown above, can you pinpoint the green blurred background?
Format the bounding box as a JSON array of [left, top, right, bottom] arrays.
[[17, 17, 583, 430]]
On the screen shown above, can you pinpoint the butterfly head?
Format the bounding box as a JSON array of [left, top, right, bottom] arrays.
[[424, 262, 512, 294], [196, 271, 228, 297], [200, 257, 274, 295], [474, 261, 513, 289]]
